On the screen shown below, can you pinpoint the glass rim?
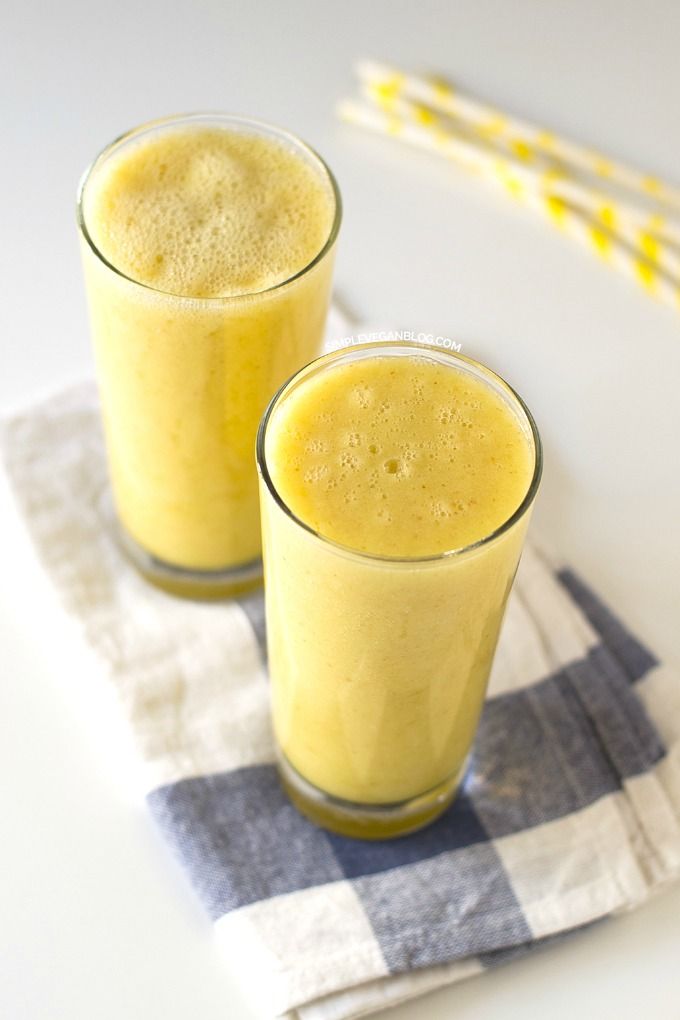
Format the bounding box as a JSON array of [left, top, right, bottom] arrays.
[[256, 341, 543, 565], [76, 111, 342, 303]]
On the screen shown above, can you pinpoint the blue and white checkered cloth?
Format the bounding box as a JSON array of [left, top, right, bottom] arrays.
[[3, 366, 680, 1019]]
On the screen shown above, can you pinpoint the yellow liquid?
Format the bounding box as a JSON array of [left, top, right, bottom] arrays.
[[261, 351, 536, 807], [80, 121, 336, 574]]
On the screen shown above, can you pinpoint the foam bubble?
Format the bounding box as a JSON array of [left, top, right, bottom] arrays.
[[266, 355, 534, 557], [84, 125, 335, 298], [340, 452, 360, 470]]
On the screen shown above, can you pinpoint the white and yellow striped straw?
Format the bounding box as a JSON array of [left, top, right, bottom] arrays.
[[360, 89, 680, 281], [356, 59, 680, 218], [338, 98, 680, 310], [356, 72, 680, 251]]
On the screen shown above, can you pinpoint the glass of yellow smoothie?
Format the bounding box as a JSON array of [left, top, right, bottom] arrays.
[[257, 342, 541, 838], [77, 114, 340, 598]]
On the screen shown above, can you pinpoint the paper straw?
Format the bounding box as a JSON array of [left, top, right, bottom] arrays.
[[356, 59, 680, 217], [357, 79, 680, 252], [338, 99, 680, 311], [359, 89, 680, 281]]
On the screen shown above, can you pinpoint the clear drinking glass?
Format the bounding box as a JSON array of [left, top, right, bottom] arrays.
[[77, 113, 341, 598], [257, 342, 542, 838]]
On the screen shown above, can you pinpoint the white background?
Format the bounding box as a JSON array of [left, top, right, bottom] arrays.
[[2, 1, 680, 1017]]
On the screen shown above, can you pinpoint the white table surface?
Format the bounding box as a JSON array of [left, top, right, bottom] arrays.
[[2, 1, 679, 1017]]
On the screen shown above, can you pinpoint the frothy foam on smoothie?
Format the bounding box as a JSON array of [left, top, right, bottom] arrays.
[[266, 354, 534, 557], [83, 125, 335, 298]]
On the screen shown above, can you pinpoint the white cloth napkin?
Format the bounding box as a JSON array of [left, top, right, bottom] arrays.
[[2, 312, 679, 1018]]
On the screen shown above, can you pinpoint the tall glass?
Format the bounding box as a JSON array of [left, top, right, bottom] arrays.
[[77, 114, 341, 598], [257, 343, 542, 838]]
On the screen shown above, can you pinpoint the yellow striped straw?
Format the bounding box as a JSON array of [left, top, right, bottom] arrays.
[[358, 88, 680, 281], [337, 98, 680, 311], [356, 59, 680, 219]]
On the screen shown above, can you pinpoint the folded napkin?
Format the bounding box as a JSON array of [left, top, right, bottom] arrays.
[[2, 340, 680, 1019]]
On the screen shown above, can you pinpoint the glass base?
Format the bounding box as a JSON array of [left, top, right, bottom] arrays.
[[277, 753, 466, 840], [117, 523, 263, 600]]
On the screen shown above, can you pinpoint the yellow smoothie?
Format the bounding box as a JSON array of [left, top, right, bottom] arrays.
[[259, 345, 539, 833], [79, 116, 338, 588]]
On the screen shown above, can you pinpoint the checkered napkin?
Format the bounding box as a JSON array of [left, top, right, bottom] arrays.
[[3, 369, 680, 1019]]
